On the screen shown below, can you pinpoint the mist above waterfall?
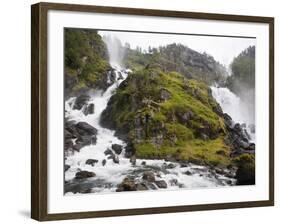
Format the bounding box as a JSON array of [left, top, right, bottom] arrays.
[[102, 35, 124, 68]]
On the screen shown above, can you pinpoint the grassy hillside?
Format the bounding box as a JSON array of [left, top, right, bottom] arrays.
[[101, 66, 231, 166]]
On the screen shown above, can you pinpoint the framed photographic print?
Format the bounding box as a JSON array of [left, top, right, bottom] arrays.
[[31, 2, 274, 221]]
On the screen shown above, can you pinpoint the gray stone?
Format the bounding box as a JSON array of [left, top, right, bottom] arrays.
[[75, 170, 96, 179], [155, 180, 168, 188]]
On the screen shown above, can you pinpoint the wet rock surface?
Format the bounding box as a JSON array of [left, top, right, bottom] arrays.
[[75, 171, 96, 179], [65, 120, 98, 153]]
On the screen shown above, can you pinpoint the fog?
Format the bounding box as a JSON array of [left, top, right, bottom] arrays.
[[99, 30, 256, 68]]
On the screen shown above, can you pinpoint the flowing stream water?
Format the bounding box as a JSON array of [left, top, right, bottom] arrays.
[[64, 66, 236, 194], [210, 86, 255, 142]]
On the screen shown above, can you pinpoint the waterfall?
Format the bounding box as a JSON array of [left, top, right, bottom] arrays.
[[64, 38, 235, 194], [103, 35, 124, 68], [64, 71, 235, 194], [211, 86, 255, 141]]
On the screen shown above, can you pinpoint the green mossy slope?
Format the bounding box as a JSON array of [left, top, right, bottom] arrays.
[[64, 29, 111, 95], [101, 67, 231, 166]]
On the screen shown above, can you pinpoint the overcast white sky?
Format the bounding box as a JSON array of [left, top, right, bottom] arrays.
[[99, 30, 256, 68]]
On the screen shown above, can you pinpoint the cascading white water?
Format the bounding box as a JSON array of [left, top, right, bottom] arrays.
[[211, 86, 255, 141], [64, 68, 235, 194], [64, 35, 235, 194]]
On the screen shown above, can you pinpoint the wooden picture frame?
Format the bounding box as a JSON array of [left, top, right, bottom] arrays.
[[31, 2, 274, 221]]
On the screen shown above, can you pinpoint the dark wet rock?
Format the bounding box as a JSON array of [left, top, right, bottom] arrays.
[[176, 110, 193, 126], [75, 122, 97, 136], [223, 113, 234, 128], [180, 163, 188, 168], [72, 143, 84, 152], [155, 180, 168, 189], [141, 161, 146, 166], [184, 170, 192, 175], [117, 71, 124, 80], [73, 95, 90, 110], [102, 159, 106, 166], [75, 170, 96, 179], [214, 167, 226, 175], [64, 164, 70, 172], [130, 155, 136, 165], [65, 138, 74, 151], [116, 177, 137, 191], [65, 120, 79, 138], [109, 155, 119, 164], [85, 159, 98, 166], [142, 171, 156, 182], [239, 140, 250, 149], [226, 180, 232, 185], [104, 148, 113, 156], [111, 144, 123, 154], [164, 163, 176, 169], [65, 120, 98, 151], [234, 123, 242, 133], [247, 143, 255, 151], [65, 129, 73, 139], [76, 135, 97, 146], [146, 182, 157, 190], [83, 103, 95, 115]]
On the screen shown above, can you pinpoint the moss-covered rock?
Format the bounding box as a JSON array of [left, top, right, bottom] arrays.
[[64, 29, 111, 96], [101, 67, 231, 166], [234, 154, 255, 185]]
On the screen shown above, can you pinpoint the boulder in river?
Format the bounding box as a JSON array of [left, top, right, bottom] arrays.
[[75, 122, 97, 136], [104, 148, 113, 156], [184, 170, 192, 175], [155, 180, 168, 189], [108, 154, 119, 164], [85, 159, 98, 166], [73, 95, 90, 110], [141, 161, 146, 166], [75, 170, 96, 179], [164, 163, 176, 169], [64, 164, 70, 172], [83, 103, 95, 116], [142, 171, 156, 182], [111, 144, 123, 154], [116, 177, 137, 191], [102, 159, 106, 166]]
